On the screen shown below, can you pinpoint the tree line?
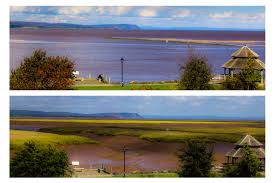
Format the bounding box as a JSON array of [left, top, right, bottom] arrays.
[[10, 140, 263, 177]]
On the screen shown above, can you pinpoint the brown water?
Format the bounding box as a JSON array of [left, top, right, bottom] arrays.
[[10, 122, 257, 173], [64, 134, 234, 174], [10, 29, 265, 82]]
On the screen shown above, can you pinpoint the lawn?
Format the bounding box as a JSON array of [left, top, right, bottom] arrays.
[[10, 130, 97, 150], [72, 83, 178, 90], [71, 78, 264, 90]]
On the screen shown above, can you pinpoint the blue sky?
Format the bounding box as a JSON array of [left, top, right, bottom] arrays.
[[10, 96, 265, 119], [10, 6, 265, 30]]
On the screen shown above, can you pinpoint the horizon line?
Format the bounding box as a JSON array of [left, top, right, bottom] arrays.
[[10, 20, 265, 31]]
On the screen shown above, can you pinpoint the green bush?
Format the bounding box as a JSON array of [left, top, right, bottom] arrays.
[[178, 140, 213, 177], [178, 54, 212, 90], [10, 141, 72, 177], [10, 49, 75, 90], [223, 57, 262, 90]]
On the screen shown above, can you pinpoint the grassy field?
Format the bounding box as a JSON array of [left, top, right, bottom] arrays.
[[10, 130, 97, 150], [72, 77, 265, 90], [40, 125, 265, 143], [11, 118, 265, 144], [72, 83, 178, 90]]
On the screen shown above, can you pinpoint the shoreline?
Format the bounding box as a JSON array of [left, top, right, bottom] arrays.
[[112, 37, 265, 47]]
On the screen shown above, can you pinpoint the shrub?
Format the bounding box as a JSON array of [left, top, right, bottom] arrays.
[[223, 57, 262, 90], [10, 141, 72, 177], [222, 76, 243, 90], [179, 54, 212, 90], [178, 140, 213, 177], [10, 49, 75, 90]]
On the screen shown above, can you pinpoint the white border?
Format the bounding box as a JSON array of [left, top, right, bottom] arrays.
[[1, 0, 274, 183]]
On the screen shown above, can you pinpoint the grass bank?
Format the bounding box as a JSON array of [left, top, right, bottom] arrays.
[[39, 125, 265, 143], [11, 118, 265, 144], [10, 130, 97, 150], [72, 83, 178, 90]]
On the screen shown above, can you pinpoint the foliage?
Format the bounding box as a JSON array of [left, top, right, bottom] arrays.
[[178, 140, 213, 177], [223, 57, 262, 90], [10, 141, 72, 177], [10, 49, 75, 90], [222, 76, 243, 90], [223, 146, 261, 177], [178, 54, 212, 90]]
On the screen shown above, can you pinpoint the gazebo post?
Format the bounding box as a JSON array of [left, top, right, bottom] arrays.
[[231, 69, 234, 77], [261, 70, 264, 84], [223, 68, 226, 79]]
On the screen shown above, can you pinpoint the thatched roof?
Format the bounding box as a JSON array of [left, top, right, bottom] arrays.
[[231, 46, 259, 58], [222, 58, 265, 70], [235, 134, 263, 147], [225, 147, 265, 158], [222, 46, 265, 70], [225, 135, 265, 159]]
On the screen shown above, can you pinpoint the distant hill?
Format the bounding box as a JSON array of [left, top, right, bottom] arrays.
[[10, 110, 143, 119], [10, 110, 264, 121], [10, 21, 141, 30]]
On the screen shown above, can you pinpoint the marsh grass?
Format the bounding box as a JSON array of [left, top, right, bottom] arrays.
[[39, 124, 265, 144], [10, 130, 97, 150]]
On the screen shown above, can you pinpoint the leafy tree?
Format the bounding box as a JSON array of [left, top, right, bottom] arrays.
[[179, 54, 212, 90], [178, 140, 213, 177], [223, 57, 262, 90], [223, 146, 261, 177], [10, 49, 75, 90], [10, 141, 72, 177]]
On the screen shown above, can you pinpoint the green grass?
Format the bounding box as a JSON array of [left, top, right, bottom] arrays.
[[11, 118, 262, 125], [10, 130, 97, 150], [72, 83, 178, 90], [11, 118, 265, 144], [40, 124, 265, 144], [113, 172, 179, 177]]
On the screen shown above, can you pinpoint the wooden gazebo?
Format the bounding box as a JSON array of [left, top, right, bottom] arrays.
[[221, 46, 265, 83], [225, 134, 265, 169]]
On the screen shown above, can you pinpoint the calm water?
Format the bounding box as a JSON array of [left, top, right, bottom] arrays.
[[10, 29, 265, 82]]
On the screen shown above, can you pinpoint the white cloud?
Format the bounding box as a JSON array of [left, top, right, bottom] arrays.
[[25, 13, 88, 24], [10, 6, 27, 13], [10, 6, 42, 13], [209, 11, 265, 24], [138, 8, 159, 17], [96, 7, 132, 16], [172, 10, 191, 18], [209, 11, 233, 19], [57, 7, 94, 15]]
